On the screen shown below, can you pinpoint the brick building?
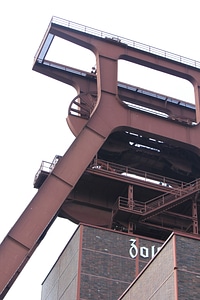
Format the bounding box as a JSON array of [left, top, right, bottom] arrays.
[[1, 16, 200, 300], [119, 232, 200, 300], [41, 225, 163, 300], [41, 227, 200, 300]]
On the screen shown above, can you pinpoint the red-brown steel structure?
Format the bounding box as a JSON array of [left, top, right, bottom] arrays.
[[1, 16, 200, 299]]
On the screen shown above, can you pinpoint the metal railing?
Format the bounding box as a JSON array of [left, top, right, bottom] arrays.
[[33, 155, 62, 185], [119, 197, 144, 212], [51, 16, 200, 70], [39, 61, 196, 124], [34, 156, 187, 193], [144, 179, 200, 212], [113, 179, 200, 218], [33, 161, 51, 184], [40, 61, 196, 114], [89, 159, 185, 189]]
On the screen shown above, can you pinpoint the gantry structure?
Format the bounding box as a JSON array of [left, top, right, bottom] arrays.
[[1, 16, 200, 299]]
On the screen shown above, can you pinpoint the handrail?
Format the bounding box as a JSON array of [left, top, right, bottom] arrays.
[[40, 60, 196, 113], [117, 197, 144, 213], [118, 82, 195, 110], [144, 179, 200, 211], [34, 156, 199, 218], [33, 161, 51, 184], [33, 155, 61, 185], [89, 159, 185, 188], [50, 16, 200, 70], [34, 157, 186, 191], [114, 178, 200, 218]]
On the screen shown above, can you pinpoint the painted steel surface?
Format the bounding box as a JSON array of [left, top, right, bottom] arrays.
[[1, 17, 200, 299]]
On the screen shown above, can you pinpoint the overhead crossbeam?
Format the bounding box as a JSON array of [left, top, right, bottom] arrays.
[[1, 17, 200, 299], [33, 18, 200, 153]]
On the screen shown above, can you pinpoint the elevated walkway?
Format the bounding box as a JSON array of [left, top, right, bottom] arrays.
[[34, 156, 185, 192], [113, 179, 200, 219], [1, 16, 200, 299], [40, 61, 196, 125], [35, 17, 200, 69]]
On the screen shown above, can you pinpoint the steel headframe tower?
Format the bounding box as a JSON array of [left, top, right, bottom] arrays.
[[1, 16, 200, 299]]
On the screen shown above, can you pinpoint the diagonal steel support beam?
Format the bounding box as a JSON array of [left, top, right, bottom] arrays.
[[2, 16, 200, 298], [0, 124, 109, 299]]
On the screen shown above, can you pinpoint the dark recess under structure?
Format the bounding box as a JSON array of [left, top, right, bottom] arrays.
[[1, 16, 200, 299]]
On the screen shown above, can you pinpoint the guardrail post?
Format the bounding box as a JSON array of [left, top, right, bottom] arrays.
[[192, 196, 198, 234]]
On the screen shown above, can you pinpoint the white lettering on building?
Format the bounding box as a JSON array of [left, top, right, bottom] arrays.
[[129, 238, 161, 259]]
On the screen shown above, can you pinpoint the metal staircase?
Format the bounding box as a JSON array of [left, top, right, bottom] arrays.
[[114, 179, 200, 219], [1, 16, 200, 299]]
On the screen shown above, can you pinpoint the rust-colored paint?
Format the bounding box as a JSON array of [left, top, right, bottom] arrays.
[[1, 17, 200, 299]]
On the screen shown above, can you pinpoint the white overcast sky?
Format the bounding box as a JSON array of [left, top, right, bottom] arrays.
[[1, 1, 200, 299]]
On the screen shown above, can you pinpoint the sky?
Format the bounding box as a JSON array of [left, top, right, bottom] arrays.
[[1, 1, 200, 299]]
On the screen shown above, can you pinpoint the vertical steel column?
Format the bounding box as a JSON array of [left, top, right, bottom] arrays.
[[128, 186, 134, 233], [192, 195, 199, 234], [128, 185, 134, 209]]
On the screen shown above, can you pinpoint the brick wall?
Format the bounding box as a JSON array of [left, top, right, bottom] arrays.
[[41, 225, 163, 300], [79, 226, 162, 300]]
